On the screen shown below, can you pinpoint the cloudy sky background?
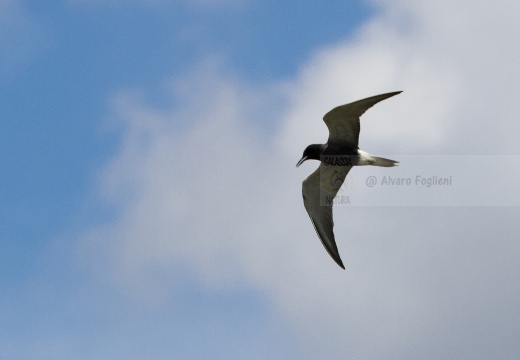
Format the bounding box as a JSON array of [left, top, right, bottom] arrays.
[[2, 0, 520, 358]]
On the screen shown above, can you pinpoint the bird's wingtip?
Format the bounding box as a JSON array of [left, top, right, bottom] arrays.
[[334, 257, 345, 269]]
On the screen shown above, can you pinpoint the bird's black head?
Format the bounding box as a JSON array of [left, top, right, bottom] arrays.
[[296, 144, 325, 167]]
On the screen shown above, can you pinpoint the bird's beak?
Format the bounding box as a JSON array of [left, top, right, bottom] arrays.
[[296, 156, 307, 167]]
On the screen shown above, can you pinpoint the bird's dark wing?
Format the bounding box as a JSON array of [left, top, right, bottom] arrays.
[[302, 163, 352, 269], [323, 91, 402, 148]]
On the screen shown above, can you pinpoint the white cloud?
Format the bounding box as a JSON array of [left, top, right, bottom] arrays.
[[81, 0, 520, 358]]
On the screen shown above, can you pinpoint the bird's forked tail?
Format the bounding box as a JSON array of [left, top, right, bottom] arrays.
[[372, 156, 399, 167]]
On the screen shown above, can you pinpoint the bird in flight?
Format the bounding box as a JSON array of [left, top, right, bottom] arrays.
[[296, 91, 402, 269]]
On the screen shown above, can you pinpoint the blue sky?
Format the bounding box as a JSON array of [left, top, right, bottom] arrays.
[[1, 0, 368, 281], [2, 0, 370, 358], [3, 0, 520, 359]]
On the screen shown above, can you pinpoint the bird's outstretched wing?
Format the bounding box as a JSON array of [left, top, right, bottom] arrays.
[[302, 163, 352, 269], [323, 91, 402, 148]]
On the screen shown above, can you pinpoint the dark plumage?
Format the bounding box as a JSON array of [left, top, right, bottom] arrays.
[[297, 91, 402, 269]]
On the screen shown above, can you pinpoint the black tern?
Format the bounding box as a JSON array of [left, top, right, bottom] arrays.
[[297, 91, 402, 269]]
